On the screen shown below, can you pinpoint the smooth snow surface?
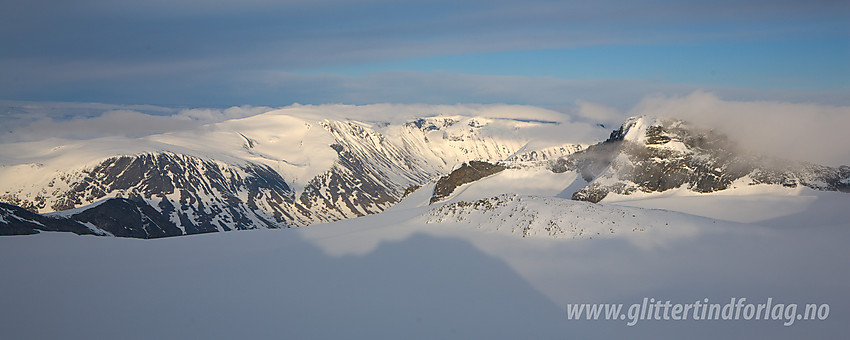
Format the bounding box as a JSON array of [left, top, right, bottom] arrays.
[[3, 177, 850, 339], [602, 184, 850, 226], [1, 194, 847, 339]]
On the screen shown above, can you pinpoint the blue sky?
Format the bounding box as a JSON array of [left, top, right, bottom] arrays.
[[1, 0, 847, 108], [301, 38, 847, 89]]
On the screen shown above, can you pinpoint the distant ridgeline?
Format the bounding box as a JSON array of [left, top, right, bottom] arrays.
[[2, 113, 848, 238]]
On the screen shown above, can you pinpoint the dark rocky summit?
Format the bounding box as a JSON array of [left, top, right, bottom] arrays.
[[553, 117, 850, 203], [3, 115, 848, 238], [430, 161, 507, 203]]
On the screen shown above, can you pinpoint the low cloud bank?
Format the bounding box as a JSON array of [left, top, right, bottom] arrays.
[[2, 92, 847, 165], [629, 91, 850, 166], [0, 101, 272, 142]]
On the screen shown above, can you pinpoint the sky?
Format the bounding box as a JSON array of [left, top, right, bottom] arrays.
[[1, 0, 848, 108]]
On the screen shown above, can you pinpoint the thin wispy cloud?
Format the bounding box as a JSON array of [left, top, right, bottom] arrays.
[[243, 71, 850, 109], [1, 0, 846, 106]]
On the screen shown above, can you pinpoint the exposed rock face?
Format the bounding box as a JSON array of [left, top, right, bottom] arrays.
[[0, 202, 99, 236], [430, 161, 507, 203], [748, 165, 850, 192], [1, 116, 531, 238], [0, 152, 305, 237], [3, 114, 847, 238], [2, 197, 204, 239], [550, 129, 624, 182], [299, 121, 435, 223], [423, 194, 682, 240], [1, 148, 412, 236], [504, 144, 584, 163], [558, 117, 850, 203], [297, 148, 400, 221], [71, 197, 187, 238]]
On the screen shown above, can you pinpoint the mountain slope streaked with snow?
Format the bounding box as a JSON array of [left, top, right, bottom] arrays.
[[1, 105, 848, 238], [1, 103, 849, 339], [1, 105, 592, 237]]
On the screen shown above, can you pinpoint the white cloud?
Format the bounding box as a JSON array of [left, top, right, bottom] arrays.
[[174, 105, 273, 122], [288, 103, 572, 123], [3, 93, 848, 166], [0, 102, 274, 143], [631, 91, 850, 166], [570, 100, 628, 128]]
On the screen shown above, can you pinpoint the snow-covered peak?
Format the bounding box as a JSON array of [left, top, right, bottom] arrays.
[[610, 115, 703, 155], [569, 114, 849, 203], [619, 115, 652, 143], [1, 105, 597, 231]]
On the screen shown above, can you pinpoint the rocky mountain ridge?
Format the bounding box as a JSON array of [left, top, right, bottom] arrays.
[[3, 113, 848, 238], [557, 116, 850, 202], [1, 113, 563, 237]]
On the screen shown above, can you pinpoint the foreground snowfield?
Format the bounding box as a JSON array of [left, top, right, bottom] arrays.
[[2, 181, 849, 339]]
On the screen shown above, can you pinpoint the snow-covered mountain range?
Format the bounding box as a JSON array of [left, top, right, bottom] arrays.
[[3, 104, 850, 339], [562, 116, 850, 202], [1, 107, 848, 238], [0, 106, 585, 237]]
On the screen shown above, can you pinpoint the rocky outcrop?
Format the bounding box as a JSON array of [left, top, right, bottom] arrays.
[[2, 197, 199, 239], [558, 117, 850, 203], [430, 161, 507, 203], [71, 197, 187, 238], [4, 114, 846, 238], [0, 202, 99, 236]]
